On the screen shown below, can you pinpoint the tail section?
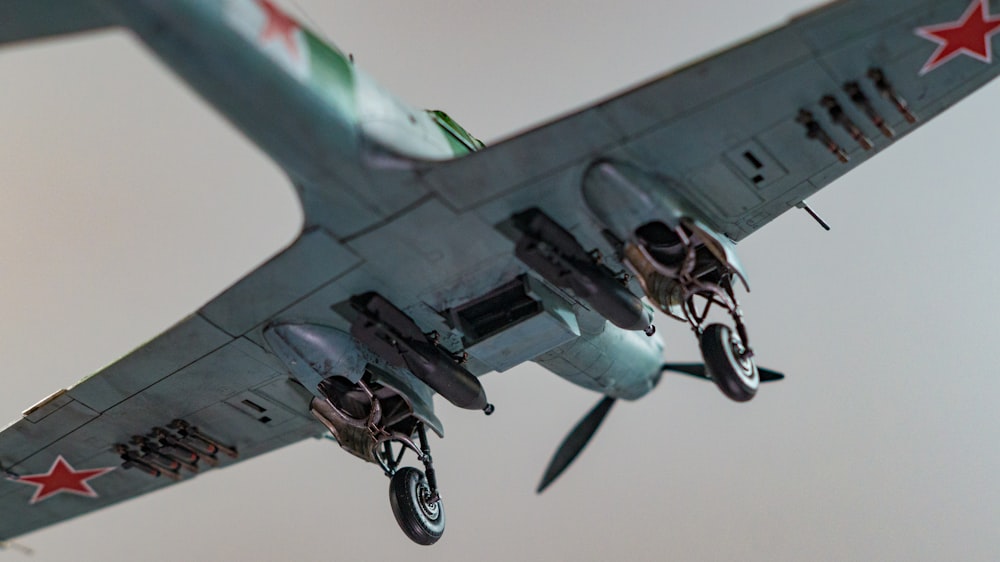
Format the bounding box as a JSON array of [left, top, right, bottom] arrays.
[[0, 0, 116, 45]]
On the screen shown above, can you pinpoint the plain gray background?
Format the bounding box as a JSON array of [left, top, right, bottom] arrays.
[[1, 1, 998, 560]]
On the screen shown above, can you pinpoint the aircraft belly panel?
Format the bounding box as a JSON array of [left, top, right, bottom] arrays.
[[345, 198, 514, 308], [466, 310, 578, 373], [199, 229, 361, 337], [533, 313, 664, 401], [464, 279, 581, 373]]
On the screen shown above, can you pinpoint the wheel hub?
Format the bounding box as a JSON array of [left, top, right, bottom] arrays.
[[729, 337, 756, 378], [700, 323, 759, 402], [418, 484, 440, 519]]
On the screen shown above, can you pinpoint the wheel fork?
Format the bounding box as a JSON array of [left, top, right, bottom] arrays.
[[416, 423, 440, 505], [375, 421, 440, 505]]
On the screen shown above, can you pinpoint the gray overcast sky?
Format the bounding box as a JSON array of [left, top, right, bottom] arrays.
[[1, 1, 998, 560]]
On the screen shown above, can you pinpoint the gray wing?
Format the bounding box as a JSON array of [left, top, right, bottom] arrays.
[[0, 0, 114, 45], [0, 229, 356, 540], [422, 0, 1000, 241]]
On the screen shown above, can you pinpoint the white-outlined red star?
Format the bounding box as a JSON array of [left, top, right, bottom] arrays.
[[11, 456, 114, 504], [257, 0, 300, 59], [916, 0, 1000, 75]]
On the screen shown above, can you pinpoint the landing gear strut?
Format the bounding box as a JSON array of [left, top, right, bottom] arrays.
[[623, 220, 760, 402], [309, 373, 449, 545]]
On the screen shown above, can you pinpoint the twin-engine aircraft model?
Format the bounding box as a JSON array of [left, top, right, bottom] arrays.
[[2, 0, 999, 546]]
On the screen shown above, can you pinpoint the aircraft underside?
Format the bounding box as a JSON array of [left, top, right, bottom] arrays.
[[7, 0, 995, 547], [256, 197, 780, 543]]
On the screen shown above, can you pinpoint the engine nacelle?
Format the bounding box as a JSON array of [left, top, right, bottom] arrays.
[[582, 160, 689, 241], [263, 322, 443, 436], [581, 159, 750, 300]]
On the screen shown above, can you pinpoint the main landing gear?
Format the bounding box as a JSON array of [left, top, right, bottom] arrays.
[[511, 207, 762, 402], [309, 374, 449, 545], [624, 220, 760, 401]]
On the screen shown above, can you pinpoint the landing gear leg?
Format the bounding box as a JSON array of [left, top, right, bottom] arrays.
[[622, 220, 762, 402], [388, 423, 446, 545]]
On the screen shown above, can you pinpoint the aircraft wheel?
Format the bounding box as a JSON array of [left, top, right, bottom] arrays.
[[700, 323, 758, 402], [389, 467, 445, 545]]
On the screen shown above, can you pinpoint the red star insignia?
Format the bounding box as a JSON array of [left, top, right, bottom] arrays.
[[916, 0, 1000, 75], [14, 456, 114, 504], [257, 0, 300, 58]]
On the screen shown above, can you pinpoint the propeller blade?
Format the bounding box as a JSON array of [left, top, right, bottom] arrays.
[[758, 367, 785, 382], [662, 363, 785, 383], [661, 362, 711, 379], [537, 396, 616, 494]]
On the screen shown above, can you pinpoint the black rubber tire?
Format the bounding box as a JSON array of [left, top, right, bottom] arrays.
[[700, 323, 759, 402], [389, 467, 445, 545]]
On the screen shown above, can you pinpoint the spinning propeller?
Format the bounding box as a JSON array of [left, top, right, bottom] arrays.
[[536, 363, 785, 493]]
